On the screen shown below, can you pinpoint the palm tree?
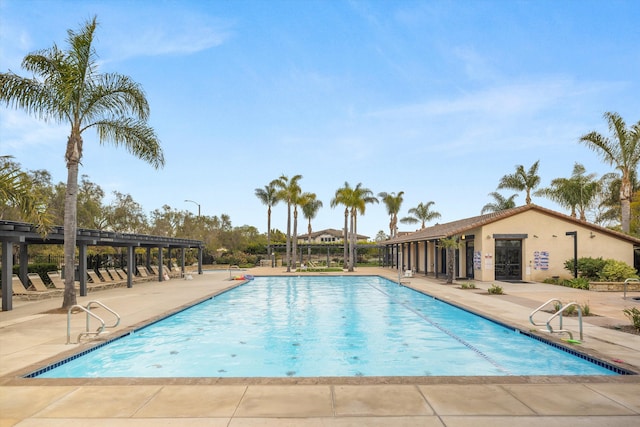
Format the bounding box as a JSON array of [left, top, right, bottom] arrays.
[[378, 191, 404, 238], [349, 183, 377, 271], [594, 171, 639, 227], [300, 193, 323, 261], [481, 192, 518, 214], [497, 160, 541, 205], [535, 163, 599, 220], [255, 183, 280, 260], [438, 236, 463, 284], [331, 182, 353, 270], [579, 112, 640, 233], [400, 201, 441, 229], [272, 174, 302, 272], [0, 17, 164, 308]]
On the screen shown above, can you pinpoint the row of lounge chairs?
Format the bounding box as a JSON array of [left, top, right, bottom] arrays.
[[9, 264, 182, 301]]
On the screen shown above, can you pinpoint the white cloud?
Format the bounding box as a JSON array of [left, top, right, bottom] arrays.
[[103, 14, 233, 61]]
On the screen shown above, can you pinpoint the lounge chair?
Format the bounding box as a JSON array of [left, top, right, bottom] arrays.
[[46, 271, 80, 291], [26, 272, 62, 296], [98, 268, 126, 288], [11, 274, 54, 300], [86, 270, 112, 290], [308, 261, 327, 269]]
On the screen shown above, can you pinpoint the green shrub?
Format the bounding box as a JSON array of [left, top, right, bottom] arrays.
[[564, 257, 606, 280], [487, 284, 503, 294], [581, 302, 590, 316], [566, 277, 590, 290], [623, 307, 640, 331], [598, 259, 639, 282], [461, 282, 476, 289]]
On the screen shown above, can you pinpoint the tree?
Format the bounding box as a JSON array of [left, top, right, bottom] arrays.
[[300, 193, 323, 261], [481, 192, 518, 214], [331, 182, 353, 270], [400, 201, 441, 229], [497, 160, 541, 205], [438, 237, 463, 284], [0, 17, 164, 308], [272, 174, 302, 272], [0, 156, 52, 233], [378, 191, 404, 238], [255, 182, 280, 259], [579, 112, 640, 233], [535, 163, 599, 220], [348, 183, 377, 271]]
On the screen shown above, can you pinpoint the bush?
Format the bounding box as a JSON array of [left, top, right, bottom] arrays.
[[598, 259, 639, 282], [623, 307, 640, 331], [564, 257, 606, 280], [487, 284, 503, 294], [461, 282, 476, 289], [565, 277, 590, 290]]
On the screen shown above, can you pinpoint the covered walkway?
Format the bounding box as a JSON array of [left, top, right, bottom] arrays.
[[1, 220, 204, 311]]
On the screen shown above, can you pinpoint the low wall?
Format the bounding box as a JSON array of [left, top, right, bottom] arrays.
[[589, 281, 640, 292]]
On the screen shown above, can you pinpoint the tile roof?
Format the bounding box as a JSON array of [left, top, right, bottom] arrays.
[[383, 204, 640, 245]]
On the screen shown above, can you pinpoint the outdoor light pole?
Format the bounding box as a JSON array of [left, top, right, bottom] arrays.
[[184, 199, 201, 217], [565, 231, 578, 278]]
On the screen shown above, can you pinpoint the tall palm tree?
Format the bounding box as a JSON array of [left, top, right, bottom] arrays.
[[400, 201, 441, 229], [535, 163, 599, 220], [579, 112, 640, 233], [348, 183, 377, 271], [331, 182, 353, 270], [300, 193, 322, 261], [378, 191, 404, 238], [481, 192, 518, 214], [497, 160, 541, 205], [594, 171, 639, 227], [0, 17, 164, 308], [254, 182, 280, 259], [272, 174, 302, 272]]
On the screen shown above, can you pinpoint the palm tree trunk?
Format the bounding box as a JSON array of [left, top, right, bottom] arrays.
[[621, 176, 632, 233], [348, 208, 355, 272], [343, 208, 348, 269], [62, 157, 79, 308], [266, 205, 271, 260], [292, 206, 298, 270], [286, 202, 291, 272]]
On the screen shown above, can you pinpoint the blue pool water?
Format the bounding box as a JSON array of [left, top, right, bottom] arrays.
[[35, 276, 619, 378]]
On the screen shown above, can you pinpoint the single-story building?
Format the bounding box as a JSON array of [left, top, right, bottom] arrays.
[[381, 204, 640, 282]]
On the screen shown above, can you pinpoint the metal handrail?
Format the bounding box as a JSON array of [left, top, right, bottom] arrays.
[[546, 302, 583, 341], [624, 278, 640, 300], [66, 300, 120, 344], [529, 298, 563, 326], [86, 300, 120, 329]]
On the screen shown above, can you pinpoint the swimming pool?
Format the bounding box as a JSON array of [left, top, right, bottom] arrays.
[[33, 276, 622, 378]]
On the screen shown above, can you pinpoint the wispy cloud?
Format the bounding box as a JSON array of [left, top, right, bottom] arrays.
[[103, 13, 233, 61]]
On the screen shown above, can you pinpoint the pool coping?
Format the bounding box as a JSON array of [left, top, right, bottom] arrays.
[[4, 273, 638, 385]]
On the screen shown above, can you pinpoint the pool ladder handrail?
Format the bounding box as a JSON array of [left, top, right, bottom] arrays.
[[624, 277, 640, 300], [67, 300, 120, 344], [529, 298, 583, 341]]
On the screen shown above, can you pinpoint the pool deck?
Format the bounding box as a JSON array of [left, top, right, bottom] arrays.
[[1, 266, 639, 426]]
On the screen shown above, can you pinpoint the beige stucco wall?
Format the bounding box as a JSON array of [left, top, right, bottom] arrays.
[[470, 210, 634, 282], [397, 209, 636, 283]]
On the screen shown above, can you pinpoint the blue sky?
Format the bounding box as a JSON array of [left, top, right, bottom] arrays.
[[1, 0, 639, 239]]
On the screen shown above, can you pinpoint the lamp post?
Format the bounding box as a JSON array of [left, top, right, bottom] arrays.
[[565, 231, 577, 278], [184, 199, 201, 217]]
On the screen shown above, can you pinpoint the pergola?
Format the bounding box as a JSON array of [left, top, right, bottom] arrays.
[[0, 220, 204, 311]]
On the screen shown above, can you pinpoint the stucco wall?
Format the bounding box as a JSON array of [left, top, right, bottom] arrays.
[[473, 210, 634, 282]]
